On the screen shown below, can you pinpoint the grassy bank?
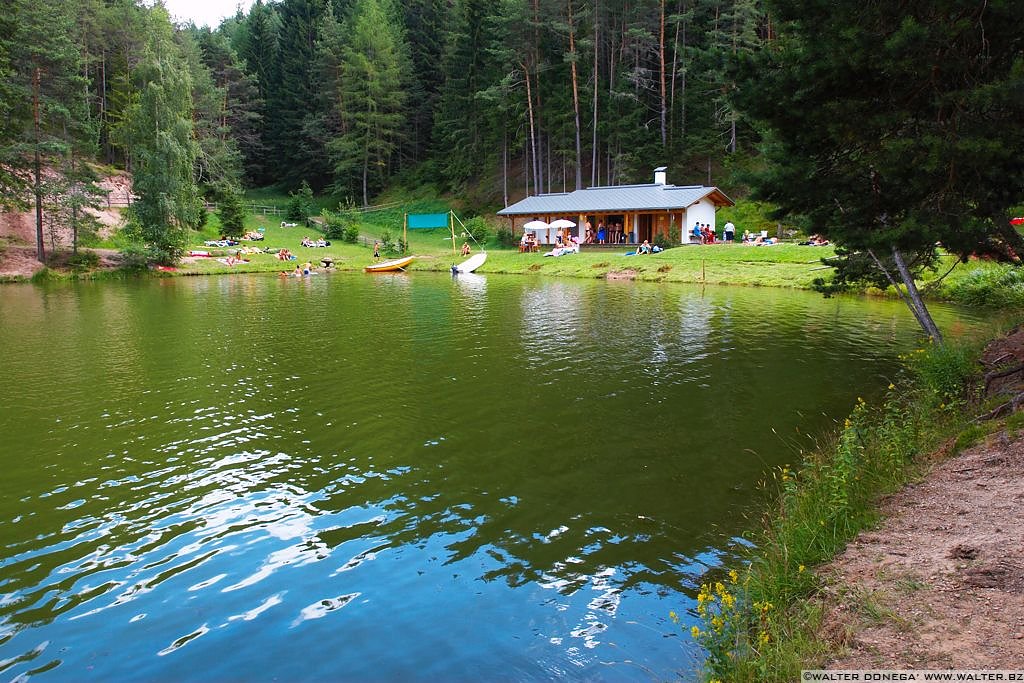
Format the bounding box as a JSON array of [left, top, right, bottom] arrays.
[[685, 321, 1020, 681], [11, 194, 1018, 297]]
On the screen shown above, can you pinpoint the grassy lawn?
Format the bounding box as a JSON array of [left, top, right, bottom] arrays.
[[177, 211, 839, 287], [80, 192, 1009, 295]]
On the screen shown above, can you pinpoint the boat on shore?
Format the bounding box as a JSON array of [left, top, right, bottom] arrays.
[[365, 255, 415, 273]]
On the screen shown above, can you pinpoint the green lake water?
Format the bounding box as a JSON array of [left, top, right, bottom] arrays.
[[0, 272, 982, 681]]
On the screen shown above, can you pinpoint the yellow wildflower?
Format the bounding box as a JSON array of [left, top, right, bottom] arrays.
[[691, 625, 701, 639], [888, 383, 895, 390], [798, 564, 805, 573], [729, 569, 739, 584]]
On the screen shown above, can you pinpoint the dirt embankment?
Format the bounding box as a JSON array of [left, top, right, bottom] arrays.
[[0, 171, 130, 278], [821, 328, 1024, 669]]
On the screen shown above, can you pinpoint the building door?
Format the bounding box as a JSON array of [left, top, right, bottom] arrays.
[[638, 214, 653, 243]]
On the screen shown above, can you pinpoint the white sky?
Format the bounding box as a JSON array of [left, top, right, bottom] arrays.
[[160, 0, 255, 28]]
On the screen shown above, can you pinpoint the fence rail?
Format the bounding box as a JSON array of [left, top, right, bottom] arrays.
[[102, 197, 401, 218]]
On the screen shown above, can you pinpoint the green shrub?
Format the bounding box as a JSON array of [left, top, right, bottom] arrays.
[[344, 223, 360, 244], [30, 267, 57, 283], [69, 250, 101, 271], [118, 243, 152, 271], [903, 341, 977, 405], [379, 229, 397, 255], [462, 216, 490, 245], [496, 227, 516, 247], [287, 180, 316, 222], [321, 209, 346, 240], [653, 233, 673, 250], [946, 265, 1024, 308]]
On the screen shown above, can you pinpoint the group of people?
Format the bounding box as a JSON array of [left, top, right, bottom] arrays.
[[543, 235, 580, 257], [243, 231, 264, 241], [520, 232, 539, 252], [276, 248, 297, 261], [742, 231, 778, 245], [280, 261, 316, 277], [300, 236, 330, 248], [205, 237, 240, 248], [583, 220, 631, 244], [691, 221, 736, 244], [627, 239, 663, 255]]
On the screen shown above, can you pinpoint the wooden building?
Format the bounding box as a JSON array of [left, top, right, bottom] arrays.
[[497, 167, 734, 245]]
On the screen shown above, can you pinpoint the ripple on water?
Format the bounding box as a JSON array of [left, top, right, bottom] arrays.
[[0, 274, 988, 681]]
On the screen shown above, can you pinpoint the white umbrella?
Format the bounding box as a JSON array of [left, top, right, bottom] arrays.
[[548, 219, 576, 229], [522, 220, 550, 231]]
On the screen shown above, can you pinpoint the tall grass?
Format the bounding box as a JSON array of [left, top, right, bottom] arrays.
[[688, 335, 990, 681], [943, 264, 1024, 308]]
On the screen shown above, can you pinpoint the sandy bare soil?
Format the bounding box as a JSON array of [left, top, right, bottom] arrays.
[[0, 170, 130, 278], [821, 329, 1024, 669]]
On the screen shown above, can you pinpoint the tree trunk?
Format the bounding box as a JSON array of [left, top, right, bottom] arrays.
[[591, 0, 599, 187], [33, 67, 45, 263], [502, 129, 508, 207], [669, 0, 682, 145], [362, 142, 369, 206], [521, 63, 539, 195], [891, 245, 944, 344], [867, 248, 944, 344], [567, 0, 582, 190], [658, 0, 667, 148], [679, 13, 687, 142]]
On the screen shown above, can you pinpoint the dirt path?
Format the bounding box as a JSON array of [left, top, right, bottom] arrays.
[[821, 330, 1024, 669]]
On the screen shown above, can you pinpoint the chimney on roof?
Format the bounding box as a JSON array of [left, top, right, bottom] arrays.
[[654, 166, 667, 186]]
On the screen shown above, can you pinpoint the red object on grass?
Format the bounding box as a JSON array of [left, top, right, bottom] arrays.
[[1011, 217, 1024, 225]]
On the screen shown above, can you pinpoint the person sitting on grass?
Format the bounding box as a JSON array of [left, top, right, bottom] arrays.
[[638, 239, 652, 255], [461, 242, 471, 256]]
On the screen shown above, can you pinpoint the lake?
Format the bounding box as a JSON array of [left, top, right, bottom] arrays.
[[0, 273, 981, 681]]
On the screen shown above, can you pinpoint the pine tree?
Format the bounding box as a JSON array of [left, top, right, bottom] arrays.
[[178, 28, 244, 195], [434, 0, 498, 188], [217, 186, 247, 237], [329, 0, 410, 205], [195, 29, 264, 185], [265, 0, 329, 189], [737, 0, 1024, 342], [3, 0, 91, 261], [401, 0, 445, 166]]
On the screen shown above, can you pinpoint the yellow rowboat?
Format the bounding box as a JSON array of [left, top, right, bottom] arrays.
[[364, 255, 415, 273]]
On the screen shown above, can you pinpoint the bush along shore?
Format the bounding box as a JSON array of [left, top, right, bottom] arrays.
[[680, 320, 1023, 681]]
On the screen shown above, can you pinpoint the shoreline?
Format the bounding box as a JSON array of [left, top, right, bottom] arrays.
[[693, 323, 1024, 680], [0, 242, 985, 299]]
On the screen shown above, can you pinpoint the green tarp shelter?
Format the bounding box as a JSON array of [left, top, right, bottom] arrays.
[[406, 212, 450, 229]]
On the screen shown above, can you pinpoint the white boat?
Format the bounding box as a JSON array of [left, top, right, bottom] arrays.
[[453, 252, 487, 273]]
